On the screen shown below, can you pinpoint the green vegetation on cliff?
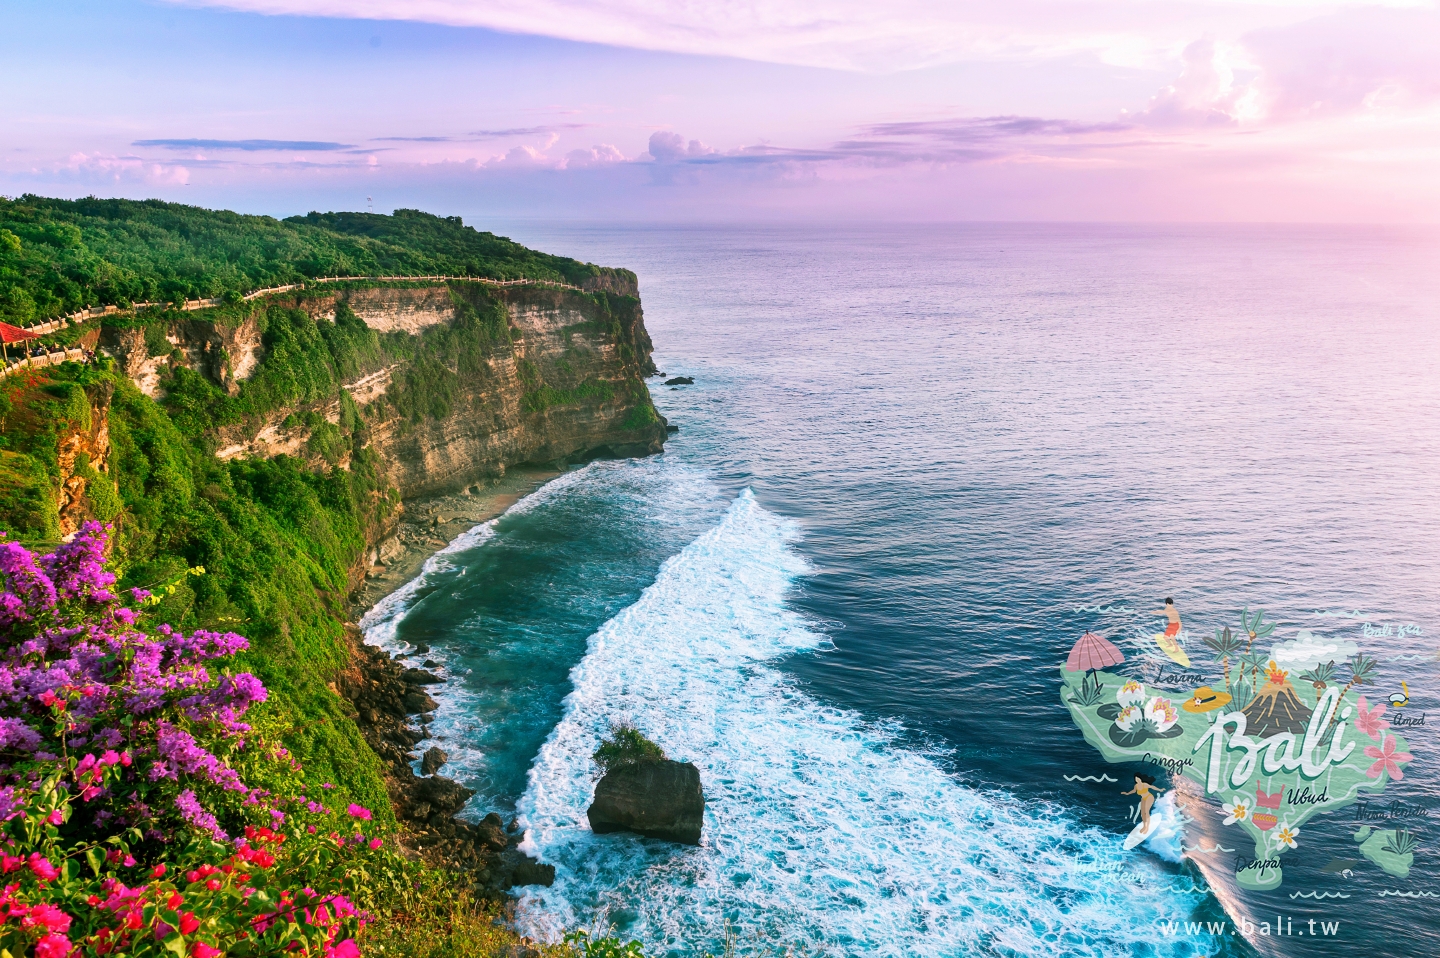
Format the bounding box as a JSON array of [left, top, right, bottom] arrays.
[[1, 361, 394, 816], [0, 203, 647, 814], [0, 196, 665, 956], [0, 194, 634, 324]]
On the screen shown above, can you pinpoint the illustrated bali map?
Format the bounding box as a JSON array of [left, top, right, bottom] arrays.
[[1062, 607, 1422, 891]]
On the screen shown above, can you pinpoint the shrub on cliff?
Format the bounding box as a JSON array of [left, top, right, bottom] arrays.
[[0, 522, 400, 958], [592, 724, 665, 775]]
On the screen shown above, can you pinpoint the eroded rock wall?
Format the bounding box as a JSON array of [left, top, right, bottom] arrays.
[[104, 282, 665, 501]]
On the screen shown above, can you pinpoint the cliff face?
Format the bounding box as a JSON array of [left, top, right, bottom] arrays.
[[100, 281, 665, 502], [349, 285, 660, 497], [53, 380, 117, 537]]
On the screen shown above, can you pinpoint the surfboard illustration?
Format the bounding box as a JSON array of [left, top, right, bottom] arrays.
[[1153, 632, 1191, 667], [1123, 819, 1152, 850]]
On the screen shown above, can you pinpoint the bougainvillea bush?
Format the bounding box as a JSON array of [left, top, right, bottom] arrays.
[[0, 522, 396, 958]]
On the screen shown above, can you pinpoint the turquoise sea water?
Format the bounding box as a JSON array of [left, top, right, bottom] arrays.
[[361, 225, 1440, 957]]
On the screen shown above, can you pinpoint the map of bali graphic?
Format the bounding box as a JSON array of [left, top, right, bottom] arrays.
[[1062, 608, 1420, 890]]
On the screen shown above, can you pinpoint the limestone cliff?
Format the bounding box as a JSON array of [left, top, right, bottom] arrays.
[[99, 281, 665, 506]]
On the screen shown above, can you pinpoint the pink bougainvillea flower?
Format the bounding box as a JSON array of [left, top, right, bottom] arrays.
[[179, 912, 201, 935], [1364, 734, 1413, 780], [346, 804, 371, 821], [34, 933, 72, 958], [1354, 695, 1390, 742], [24, 903, 72, 933], [327, 938, 360, 958], [27, 854, 59, 882], [369, 838, 382, 850], [190, 942, 224, 958]]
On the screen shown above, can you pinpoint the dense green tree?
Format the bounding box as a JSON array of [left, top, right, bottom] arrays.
[[0, 195, 631, 322]]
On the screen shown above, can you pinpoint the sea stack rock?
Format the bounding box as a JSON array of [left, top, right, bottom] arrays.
[[421, 746, 448, 775], [588, 760, 705, 845]]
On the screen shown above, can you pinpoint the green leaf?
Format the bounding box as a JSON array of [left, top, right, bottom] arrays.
[[85, 846, 104, 876]]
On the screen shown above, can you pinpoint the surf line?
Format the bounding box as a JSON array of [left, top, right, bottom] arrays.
[[1378, 890, 1438, 898], [1182, 843, 1235, 855], [1290, 891, 1349, 900], [1063, 774, 1118, 783]]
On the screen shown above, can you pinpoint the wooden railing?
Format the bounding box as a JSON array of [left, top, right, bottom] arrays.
[[0, 346, 87, 376]]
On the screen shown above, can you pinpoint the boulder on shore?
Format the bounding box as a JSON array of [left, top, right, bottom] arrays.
[[415, 774, 473, 815], [663, 376, 694, 386], [421, 746, 448, 775], [587, 759, 704, 845]]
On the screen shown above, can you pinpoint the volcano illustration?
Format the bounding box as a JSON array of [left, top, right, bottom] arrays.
[[1242, 662, 1314, 737]]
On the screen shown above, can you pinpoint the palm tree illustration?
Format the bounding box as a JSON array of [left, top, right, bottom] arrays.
[[1234, 650, 1268, 709], [1320, 652, 1377, 745], [1299, 660, 1338, 703], [1238, 608, 1277, 696], [1205, 625, 1242, 689]]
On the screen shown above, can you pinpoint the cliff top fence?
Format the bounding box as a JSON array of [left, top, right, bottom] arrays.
[[1, 275, 584, 379], [0, 346, 88, 378]]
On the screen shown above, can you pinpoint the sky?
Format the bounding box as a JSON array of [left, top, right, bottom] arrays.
[[3, 0, 1439, 222]]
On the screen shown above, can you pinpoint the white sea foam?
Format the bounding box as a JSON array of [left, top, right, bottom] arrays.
[[363, 457, 731, 797], [515, 490, 1216, 956], [1140, 793, 1188, 864]]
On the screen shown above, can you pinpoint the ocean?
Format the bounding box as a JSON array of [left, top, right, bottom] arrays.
[[360, 224, 1440, 957]]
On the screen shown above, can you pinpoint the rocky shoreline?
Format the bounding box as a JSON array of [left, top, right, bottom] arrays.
[[339, 467, 562, 898], [347, 465, 560, 617]]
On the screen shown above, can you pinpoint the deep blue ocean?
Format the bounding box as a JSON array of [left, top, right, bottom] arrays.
[[361, 225, 1440, 957]]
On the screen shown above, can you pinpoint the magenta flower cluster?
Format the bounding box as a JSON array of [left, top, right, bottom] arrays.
[[0, 523, 383, 958], [0, 522, 263, 844]]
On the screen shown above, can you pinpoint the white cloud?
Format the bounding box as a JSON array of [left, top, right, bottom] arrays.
[[65, 152, 192, 185], [1270, 630, 1359, 673], [167, 0, 1431, 73], [647, 132, 716, 162], [563, 144, 626, 168], [485, 144, 551, 167]]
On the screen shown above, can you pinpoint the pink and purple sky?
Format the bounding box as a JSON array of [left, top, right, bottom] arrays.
[[4, 0, 1439, 222]]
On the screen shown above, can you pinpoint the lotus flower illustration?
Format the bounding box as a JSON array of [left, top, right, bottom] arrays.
[[1144, 696, 1179, 733], [1117, 680, 1147, 709], [1107, 695, 1184, 748]]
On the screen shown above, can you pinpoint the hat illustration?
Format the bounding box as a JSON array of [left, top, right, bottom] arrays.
[[1181, 686, 1233, 713]]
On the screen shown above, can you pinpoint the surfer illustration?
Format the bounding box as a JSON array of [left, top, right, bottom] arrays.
[[1152, 598, 1190, 666], [1122, 773, 1166, 836], [1155, 598, 1181, 638]]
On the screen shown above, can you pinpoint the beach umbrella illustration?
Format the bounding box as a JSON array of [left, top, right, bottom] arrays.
[[1067, 631, 1125, 674], [1065, 632, 1125, 706]]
